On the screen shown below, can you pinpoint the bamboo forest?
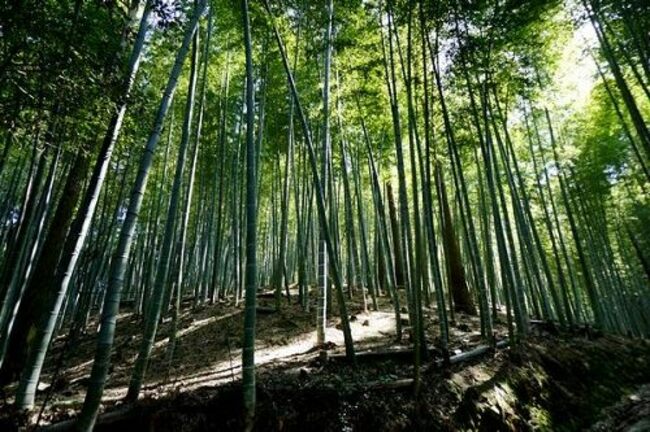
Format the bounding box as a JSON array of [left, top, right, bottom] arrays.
[[0, 0, 649, 430]]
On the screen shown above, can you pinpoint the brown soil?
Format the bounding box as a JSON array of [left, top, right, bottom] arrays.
[[0, 292, 648, 431]]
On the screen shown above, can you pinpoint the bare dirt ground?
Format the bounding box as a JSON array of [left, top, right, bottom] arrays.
[[1, 289, 648, 431]]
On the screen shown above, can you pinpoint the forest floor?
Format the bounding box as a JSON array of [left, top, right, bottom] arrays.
[[1, 289, 649, 431]]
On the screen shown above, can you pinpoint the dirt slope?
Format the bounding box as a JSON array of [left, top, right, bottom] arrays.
[[87, 335, 650, 431]]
